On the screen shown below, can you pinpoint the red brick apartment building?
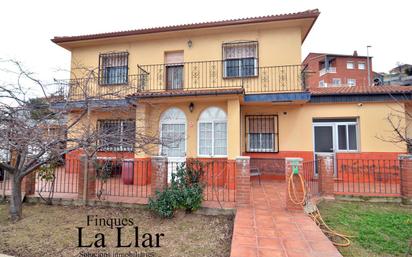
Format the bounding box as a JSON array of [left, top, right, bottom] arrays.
[[303, 52, 373, 88]]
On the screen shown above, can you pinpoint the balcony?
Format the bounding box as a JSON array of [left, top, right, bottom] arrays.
[[59, 60, 306, 102], [319, 67, 336, 76]]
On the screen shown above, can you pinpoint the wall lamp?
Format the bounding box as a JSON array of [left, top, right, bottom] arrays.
[[187, 40, 193, 48], [189, 102, 194, 112]]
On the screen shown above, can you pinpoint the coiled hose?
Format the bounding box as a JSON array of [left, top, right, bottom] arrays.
[[287, 172, 353, 247]]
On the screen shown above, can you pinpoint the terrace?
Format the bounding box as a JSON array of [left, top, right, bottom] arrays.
[[58, 61, 306, 102]]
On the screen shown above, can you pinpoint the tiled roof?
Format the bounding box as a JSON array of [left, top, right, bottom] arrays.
[[309, 85, 412, 95], [130, 88, 244, 98], [51, 9, 320, 44]]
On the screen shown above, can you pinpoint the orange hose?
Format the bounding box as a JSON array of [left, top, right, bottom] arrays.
[[287, 172, 353, 247]]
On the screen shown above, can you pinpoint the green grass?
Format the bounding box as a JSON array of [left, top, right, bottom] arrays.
[[317, 201, 412, 257]]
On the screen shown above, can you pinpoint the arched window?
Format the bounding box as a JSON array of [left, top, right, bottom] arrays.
[[160, 108, 186, 157], [198, 107, 227, 156]]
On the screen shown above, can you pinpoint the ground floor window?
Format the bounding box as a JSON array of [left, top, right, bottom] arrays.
[[245, 115, 278, 152], [313, 118, 359, 152], [198, 107, 227, 156], [97, 120, 136, 151]]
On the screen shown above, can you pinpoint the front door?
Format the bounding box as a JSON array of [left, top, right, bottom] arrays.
[[161, 123, 186, 182], [313, 124, 335, 174]]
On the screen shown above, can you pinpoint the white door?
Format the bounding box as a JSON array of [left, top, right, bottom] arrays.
[[161, 123, 186, 182], [159, 107, 187, 182]]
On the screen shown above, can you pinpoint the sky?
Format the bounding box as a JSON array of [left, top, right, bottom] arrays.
[[0, 0, 411, 82]]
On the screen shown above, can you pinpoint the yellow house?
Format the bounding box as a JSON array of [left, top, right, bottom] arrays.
[[52, 9, 412, 182]]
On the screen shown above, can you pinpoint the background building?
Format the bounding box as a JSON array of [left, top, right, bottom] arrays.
[[303, 51, 374, 88]]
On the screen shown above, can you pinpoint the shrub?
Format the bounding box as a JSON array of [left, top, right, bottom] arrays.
[[148, 160, 205, 218]]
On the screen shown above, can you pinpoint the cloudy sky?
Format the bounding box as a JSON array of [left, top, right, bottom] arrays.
[[0, 0, 410, 81]]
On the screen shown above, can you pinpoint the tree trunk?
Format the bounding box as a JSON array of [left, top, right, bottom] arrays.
[[10, 173, 23, 222]]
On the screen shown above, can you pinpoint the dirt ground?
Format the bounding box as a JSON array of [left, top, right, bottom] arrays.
[[0, 203, 234, 257]]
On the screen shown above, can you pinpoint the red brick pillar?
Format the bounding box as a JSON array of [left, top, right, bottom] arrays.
[[150, 156, 168, 195], [21, 172, 36, 195], [235, 156, 250, 207], [399, 154, 412, 205], [285, 158, 304, 211], [78, 155, 96, 202], [317, 153, 335, 196]]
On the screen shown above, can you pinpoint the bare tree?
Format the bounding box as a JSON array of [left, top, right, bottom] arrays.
[[376, 93, 412, 153], [0, 59, 162, 221]]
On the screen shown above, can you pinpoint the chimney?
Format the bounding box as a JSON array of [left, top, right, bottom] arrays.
[[353, 50, 358, 56]]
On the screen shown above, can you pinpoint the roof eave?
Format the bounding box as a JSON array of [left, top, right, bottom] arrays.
[[51, 10, 320, 46]]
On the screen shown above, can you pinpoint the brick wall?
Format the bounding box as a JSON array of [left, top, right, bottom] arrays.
[[399, 155, 412, 205], [303, 53, 373, 88], [78, 156, 96, 201], [235, 157, 251, 207]]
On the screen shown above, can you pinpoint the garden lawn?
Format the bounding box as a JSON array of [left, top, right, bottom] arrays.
[[0, 203, 233, 257], [318, 201, 412, 257]]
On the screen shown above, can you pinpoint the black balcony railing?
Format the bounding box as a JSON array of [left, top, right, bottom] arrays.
[[138, 61, 305, 93], [59, 61, 306, 101]]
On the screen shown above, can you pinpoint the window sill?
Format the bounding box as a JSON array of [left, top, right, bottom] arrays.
[[245, 151, 278, 153], [98, 82, 129, 86], [197, 155, 228, 158], [223, 75, 258, 80]]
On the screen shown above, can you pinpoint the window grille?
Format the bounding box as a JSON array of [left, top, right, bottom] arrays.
[[97, 120, 135, 151], [245, 115, 278, 152], [98, 52, 129, 85], [222, 41, 258, 78]]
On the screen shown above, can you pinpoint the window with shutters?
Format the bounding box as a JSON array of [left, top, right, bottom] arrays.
[[165, 51, 184, 90], [223, 41, 258, 78], [245, 115, 278, 152], [98, 52, 129, 85]]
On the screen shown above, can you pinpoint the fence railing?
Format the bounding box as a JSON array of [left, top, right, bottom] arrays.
[[335, 159, 400, 196], [138, 61, 304, 94], [302, 160, 320, 199], [94, 158, 151, 200], [0, 170, 12, 194], [57, 61, 306, 102], [168, 159, 236, 203], [250, 158, 285, 179], [35, 158, 80, 198]]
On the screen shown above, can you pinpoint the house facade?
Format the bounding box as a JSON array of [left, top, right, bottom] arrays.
[[52, 9, 412, 182], [303, 52, 374, 88]]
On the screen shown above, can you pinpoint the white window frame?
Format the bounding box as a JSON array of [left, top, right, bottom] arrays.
[[347, 78, 356, 86], [312, 121, 359, 153], [358, 62, 366, 70], [159, 108, 187, 157], [222, 42, 258, 78], [248, 133, 274, 152], [346, 61, 354, 69], [336, 122, 359, 152], [197, 107, 227, 158], [319, 80, 326, 87], [332, 78, 341, 85]]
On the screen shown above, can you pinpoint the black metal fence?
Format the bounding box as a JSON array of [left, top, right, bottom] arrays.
[[35, 158, 80, 197], [95, 158, 151, 201], [0, 170, 12, 194], [335, 159, 400, 196], [250, 158, 285, 179], [302, 160, 320, 199], [168, 159, 236, 203]]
